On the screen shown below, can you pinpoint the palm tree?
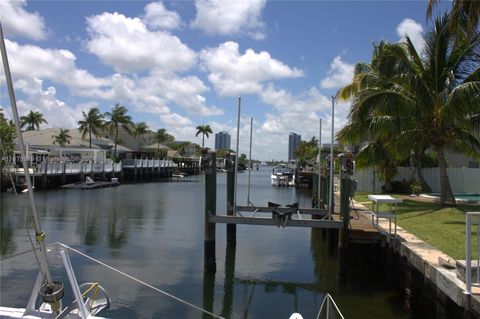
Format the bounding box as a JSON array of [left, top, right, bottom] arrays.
[[78, 107, 104, 149], [427, 0, 480, 35], [52, 129, 72, 147], [337, 15, 480, 206], [20, 110, 47, 131], [132, 121, 149, 150], [195, 125, 213, 148], [104, 104, 133, 159], [155, 128, 174, 151]]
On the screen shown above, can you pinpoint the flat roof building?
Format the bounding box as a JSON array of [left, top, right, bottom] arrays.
[[288, 132, 301, 161], [215, 131, 231, 150]]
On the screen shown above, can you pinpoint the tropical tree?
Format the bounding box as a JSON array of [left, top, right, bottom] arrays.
[[78, 107, 104, 149], [0, 112, 15, 160], [132, 121, 149, 150], [427, 0, 480, 35], [294, 137, 319, 164], [154, 128, 174, 151], [52, 129, 72, 147], [337, 15, 480, 206], [20, 110, 47, 131], [195, 124, 213, 148], [104, 104, 133, 159]]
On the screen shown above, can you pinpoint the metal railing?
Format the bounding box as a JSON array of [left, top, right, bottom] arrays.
[[316, 293, 345, 319], [466, 212, 480, 294]]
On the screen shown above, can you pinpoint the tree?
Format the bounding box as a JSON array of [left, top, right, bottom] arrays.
[[294, 137, 319, 165], [0, 112, 15, 160], [20, 110, 47, 131], [195, 124, 213, 148], [104, 104, 133, 159], [78, 107, 104, 149], [52, 129, 72, 147], [133, 121, 149, 150], [337, 15, 480, 206], [154, 128, 174, 151], [427, 0, 480, 35]]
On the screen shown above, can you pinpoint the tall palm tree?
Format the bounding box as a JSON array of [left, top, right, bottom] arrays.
[[427, 0, 480, 35], [155, 128, 174, 151], [52, 129, 72, 147], [337, 15, 480, 206], [104, 103, 133, 159], [20, 110, 47, 131], [132, 121, 149, 150], [195, 124, 213, 148], [78, 107, 104, 149]]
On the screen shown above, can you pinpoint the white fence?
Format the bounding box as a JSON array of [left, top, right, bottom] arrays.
[[353, 166, 480, 194]]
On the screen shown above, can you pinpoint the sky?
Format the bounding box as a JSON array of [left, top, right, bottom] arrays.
[[0, 0, 450, 161]]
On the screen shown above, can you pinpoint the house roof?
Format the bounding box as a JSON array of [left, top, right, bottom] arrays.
[[19, 128, 133, 152]]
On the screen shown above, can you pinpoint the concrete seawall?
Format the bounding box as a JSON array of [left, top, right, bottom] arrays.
[[354, 201, 479, 318]]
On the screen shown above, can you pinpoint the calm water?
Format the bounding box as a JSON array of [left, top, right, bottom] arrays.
[[1, 167, 417, 318]]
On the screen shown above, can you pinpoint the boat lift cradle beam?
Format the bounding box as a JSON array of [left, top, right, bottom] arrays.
[[209, 214, 342, 229], [234, 205, 329, 216]]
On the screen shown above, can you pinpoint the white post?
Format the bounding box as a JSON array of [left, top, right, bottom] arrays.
[[247, 117, 253, 206], [233, 96, 241, 215], [329, 96, 335, 219], [318, 118, 322, 208]]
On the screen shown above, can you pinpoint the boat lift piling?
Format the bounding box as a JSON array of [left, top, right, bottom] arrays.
[[203, 150, 217, 274], [226, 153, 236, 246]]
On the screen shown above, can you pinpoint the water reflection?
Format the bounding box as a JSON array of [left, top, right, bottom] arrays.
[[1, 167, 421, 318]]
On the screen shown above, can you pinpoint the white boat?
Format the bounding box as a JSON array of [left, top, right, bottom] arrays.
[[271, 166, 295, 187]]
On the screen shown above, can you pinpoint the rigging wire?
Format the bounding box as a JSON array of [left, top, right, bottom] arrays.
[[55, 243, 226, 319]]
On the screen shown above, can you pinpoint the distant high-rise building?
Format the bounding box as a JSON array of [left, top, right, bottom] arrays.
[[215, 131, 231, 150], [288, 132, 301, 161]]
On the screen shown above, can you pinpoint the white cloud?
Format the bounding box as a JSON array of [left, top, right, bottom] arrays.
[[0, 0, 47, 40], [320, 56, 354, 89], [191, 0, 266, 39], [86, 12, 196, 73], [1, 39, 109, 92], [200, 41, 303, 96], [253, 84, 350, 160], [160, 113, 192, 127], [397, 18, 424, 53], [142, 2, 183, 30], [15, 78, 86, 129]]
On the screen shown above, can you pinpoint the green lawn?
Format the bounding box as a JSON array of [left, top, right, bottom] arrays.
[[353, 192, 480, 260]]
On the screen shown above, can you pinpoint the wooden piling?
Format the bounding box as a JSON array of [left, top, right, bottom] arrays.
[[61, 162, 66, 184], [221, 243, 236, 318], [226, 153, 236, 245], [204, 150, 216, 273]]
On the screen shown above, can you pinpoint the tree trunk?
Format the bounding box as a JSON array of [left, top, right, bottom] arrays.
[[89, 128, 92, 149], [202, 134, 205, 148], [415, 151, 431, 193], [436, 147, 456, 206]]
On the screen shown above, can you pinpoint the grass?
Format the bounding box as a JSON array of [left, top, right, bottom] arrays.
[[353, 192, 480, 260]]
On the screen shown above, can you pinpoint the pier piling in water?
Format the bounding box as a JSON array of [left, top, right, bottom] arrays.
[[203, 150, 216, 274], [226, 153, 236, 246]]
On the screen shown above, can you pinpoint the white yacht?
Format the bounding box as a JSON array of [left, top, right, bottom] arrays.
[[271, 166, 295, 187]]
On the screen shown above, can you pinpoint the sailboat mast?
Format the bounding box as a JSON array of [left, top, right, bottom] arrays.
[[0, 22, 53, 284]]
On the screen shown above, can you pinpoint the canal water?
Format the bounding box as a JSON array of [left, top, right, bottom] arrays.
[[1, 167, 418, 318]]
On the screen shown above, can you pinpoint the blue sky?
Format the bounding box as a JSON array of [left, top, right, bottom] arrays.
[[0, 0, 450, 160]]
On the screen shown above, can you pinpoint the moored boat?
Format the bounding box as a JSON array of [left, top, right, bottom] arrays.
[[271, 165, 295, 187]]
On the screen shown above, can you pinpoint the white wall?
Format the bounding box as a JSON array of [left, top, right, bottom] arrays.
[[353, 167, 480, 194]]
